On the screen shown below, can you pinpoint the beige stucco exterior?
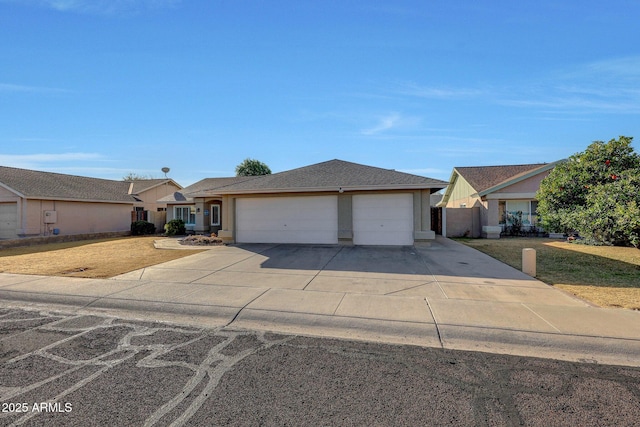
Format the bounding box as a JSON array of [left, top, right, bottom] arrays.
[[0, 179, 181, 240], [167, 189, 437, 244], [443, 167, 554, 238]]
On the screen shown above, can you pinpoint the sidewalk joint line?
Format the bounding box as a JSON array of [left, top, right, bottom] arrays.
[[521, 303, 562, 333], [332, 293, 347, 316], [302, 246, 344, 291]]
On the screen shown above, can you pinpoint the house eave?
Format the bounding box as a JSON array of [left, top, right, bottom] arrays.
[[192, 183, 447, 197], [23, 196, 135, 204]]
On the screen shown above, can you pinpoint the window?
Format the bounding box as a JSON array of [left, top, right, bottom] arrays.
[[505, 200, 538, 225], [174, 206, 196, 225], [210, 204, 220, 226]]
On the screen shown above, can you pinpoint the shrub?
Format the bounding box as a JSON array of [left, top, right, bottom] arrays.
[[164, 219, 186, 236], [179, 234, 224, 246], [131, 220, 156, 236]]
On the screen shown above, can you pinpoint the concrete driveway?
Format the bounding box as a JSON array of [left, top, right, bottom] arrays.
[[1, 237, 639, 366]]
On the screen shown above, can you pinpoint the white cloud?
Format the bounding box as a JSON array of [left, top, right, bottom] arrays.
[[395, 82, 485, 100], [0, 83, 69, 94], [361, 113, 402, 136], [0, 152, 103, 169]]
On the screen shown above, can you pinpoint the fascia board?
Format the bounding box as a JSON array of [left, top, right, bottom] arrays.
[[24, 196, 135, 204], [197, 183, 447, 196], [0, 182, 25, 198]]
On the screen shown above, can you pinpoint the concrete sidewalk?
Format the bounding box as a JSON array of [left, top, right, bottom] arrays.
[[0, 237, 638, 366]]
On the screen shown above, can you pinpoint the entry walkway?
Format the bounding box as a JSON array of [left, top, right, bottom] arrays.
[[0, 237, 638, 366]]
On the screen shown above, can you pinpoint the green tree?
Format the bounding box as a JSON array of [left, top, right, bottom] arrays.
[[235, 158, 272, 176], [536, 136, 640, 246], [122, 172, 153, 181]]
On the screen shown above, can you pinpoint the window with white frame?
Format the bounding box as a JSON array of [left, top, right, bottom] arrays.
[[505, 200, 538, 226], [210, 204, 220, 226], [174, 206, 196, 225]]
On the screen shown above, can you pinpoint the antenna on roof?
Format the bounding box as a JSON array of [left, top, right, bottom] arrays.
[[161, 167, 170, 178]]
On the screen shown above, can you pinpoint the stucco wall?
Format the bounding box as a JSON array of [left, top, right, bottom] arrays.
[[445, 207, 481, 238], [494, 170, 550, 194], [136, 182, 181, 211], [23, 199, 132, 237]]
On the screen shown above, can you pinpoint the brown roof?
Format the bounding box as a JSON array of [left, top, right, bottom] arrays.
[[192, 159, 448, 196], [0, 166, 137, 203], [454, 164, 549, 193]]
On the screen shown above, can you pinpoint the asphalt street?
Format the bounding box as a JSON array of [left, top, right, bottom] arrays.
[[0, 305, 639, 427]]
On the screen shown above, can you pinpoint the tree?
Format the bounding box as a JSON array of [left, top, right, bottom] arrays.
[[122, 172, 153, 181], [235, 158, 272, 176], [536, 136, 640, 247]]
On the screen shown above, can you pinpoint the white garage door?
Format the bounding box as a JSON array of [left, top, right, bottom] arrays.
[[353, 194, 414, 245], [236, 196, 338, 244], [0, 203, 18, 239]]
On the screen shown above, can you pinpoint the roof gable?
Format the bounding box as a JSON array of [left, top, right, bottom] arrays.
[[126, 179, 182, 195], [454, 164, 549, 194], [438, 161, 562, 206]]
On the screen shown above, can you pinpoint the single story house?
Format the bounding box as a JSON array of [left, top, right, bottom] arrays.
[[438, 161, 561, 238], [160, 159, 448, 245], [0, 166, 181, 239]]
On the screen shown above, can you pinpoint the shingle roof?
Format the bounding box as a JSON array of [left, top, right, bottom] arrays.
[[0, 166, 143, 203], [454, 164, 549, 194], [159, 177, 256, 202], [191, 159, 448, 196], [126, 179, 181, 194]]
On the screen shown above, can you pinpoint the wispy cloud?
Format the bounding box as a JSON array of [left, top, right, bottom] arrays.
[[497, 56, 640, 114], [1, 0, 181, 15], [0, 152, 103, 169], [0, 83, 69, 94], [361, 113, 402, 135], [395, 82, 485, 100]]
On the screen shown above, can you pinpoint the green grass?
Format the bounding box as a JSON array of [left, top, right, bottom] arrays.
[[456, 237, 640, 310]]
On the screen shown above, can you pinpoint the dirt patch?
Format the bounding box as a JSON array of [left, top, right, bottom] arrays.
[[0, 236, 204, 278]]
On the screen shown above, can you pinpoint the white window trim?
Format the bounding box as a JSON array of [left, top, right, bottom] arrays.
[[505, 200, 538, 226], [174, 205, 196, 225], [210, 204, 220, 226]]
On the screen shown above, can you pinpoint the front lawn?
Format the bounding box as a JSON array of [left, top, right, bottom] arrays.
[[457, 237, 640, 310], [0, 237, 204, 278]]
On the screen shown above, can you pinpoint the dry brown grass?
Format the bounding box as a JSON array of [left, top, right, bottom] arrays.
[[0, 237, 204, 278], [458, 238, 640, 310]]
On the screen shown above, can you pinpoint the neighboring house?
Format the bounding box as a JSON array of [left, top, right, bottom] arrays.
[[0, 166, 181, 239], [438, 162, 561, 238], [160, 159, 448, 245]]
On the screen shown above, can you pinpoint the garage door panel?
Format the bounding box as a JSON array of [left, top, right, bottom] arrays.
[[353, 194, 414, 246], [236, 196, 338, 244], [0, 203, 18, 239]]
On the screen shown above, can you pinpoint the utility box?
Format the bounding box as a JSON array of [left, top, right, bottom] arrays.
[[44, 210, 57, 224]]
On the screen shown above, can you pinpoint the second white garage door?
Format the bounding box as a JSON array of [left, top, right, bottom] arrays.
[[236, 196, 338, 244], [353, 194, 414, 245]]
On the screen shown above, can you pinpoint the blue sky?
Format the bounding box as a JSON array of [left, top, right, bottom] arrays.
[[1, 0, 639, 187]]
